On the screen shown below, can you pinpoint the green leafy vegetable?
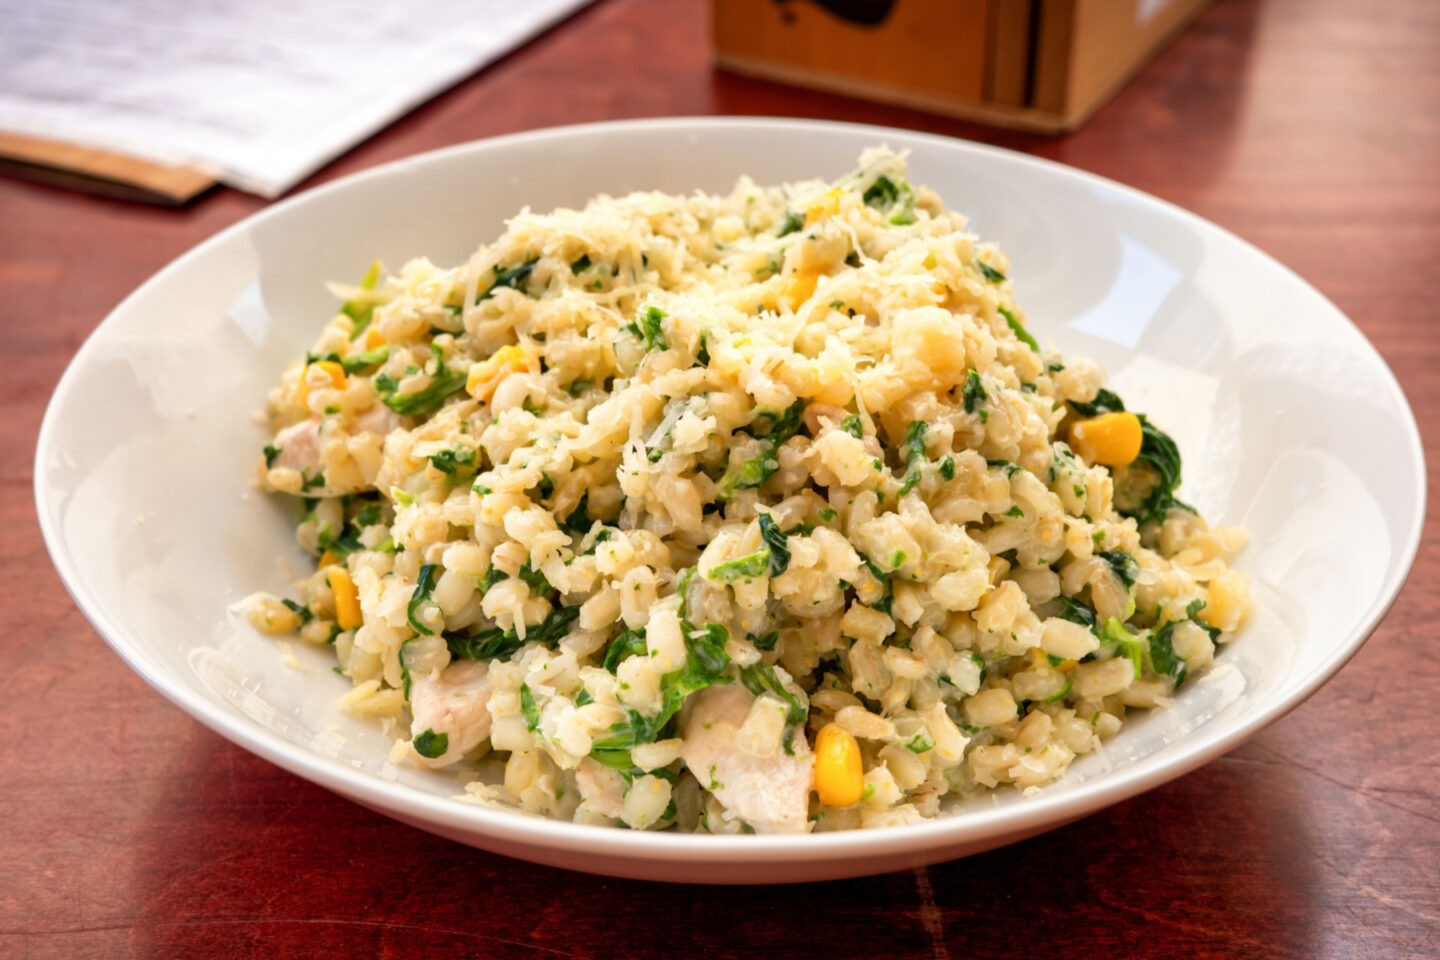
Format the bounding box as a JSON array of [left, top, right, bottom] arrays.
[[749, 630, 779, 652], [962, 369, 988, 414], [906, 731, 935, 754], [716, 398, 806, 500], [977, 260, 1006, 283], [1068, 389, 1126, 418], [263, 444, 280, 468], [517, 561, 550, 594], [590, 622, 732, 777], [862, 175, 916, 225], [602, 627, 648, 673], [375, 359, 468, 417], [708, 548, 770, 582], [758, 513, 790, 577], [938, 456, 955, 481], [739, 662, 808, 753], [1097, 549, 1138, 589], [412, 728, 448, 759], [344, 259, 383, 339], [399, 639, 415, 700], [476, 256, 539, 303], [898, 420, 928, 496], [428, 446, 477, 478], [340, 345, 389, 374], [1054, 596, 1097, 631], [281, 598, 312, 625], [861, 555, 894, 615], [997, 304, 1038, 352], [520, 684, 541, 733], [568, 379, 591, 396], [1100, 618, 1145, 680], [570, 255, 592, 275], [776, 210, 803, 237], [445, 605, 580, 663], [841, 414, 864, 438], [407, 563, 440, 636], [625, 304, 668, 351]]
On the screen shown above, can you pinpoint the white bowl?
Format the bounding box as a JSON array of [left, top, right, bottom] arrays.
[[35, 118, 1425, 884]]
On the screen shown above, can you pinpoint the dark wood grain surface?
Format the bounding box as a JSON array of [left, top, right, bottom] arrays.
[[2, 0, 1436, 957]]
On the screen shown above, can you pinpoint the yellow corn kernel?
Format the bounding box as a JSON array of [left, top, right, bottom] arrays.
[[784, 271, 819, 311], [296, 360, 346, 409], [363, 326, 386, 350], [1069, 411, 1143, 467], [813, 722, 865, 807], [328, 567, 362, 631], [317, 550, 340, 569], [805, 187, 844, 226], [465, 344, 528, 402]]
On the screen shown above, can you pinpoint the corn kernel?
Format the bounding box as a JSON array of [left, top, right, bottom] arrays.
[[297, 360, 346, 409], [465, 344, 528, 402], [328, 567, 362, 630], [805, 187, 843, 226], [784, 271, 819, 311], [813, 722, 864, 806], [1069, 411, 1143, 467]]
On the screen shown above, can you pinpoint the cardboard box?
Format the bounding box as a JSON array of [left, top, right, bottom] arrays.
[[713, 0, 1215, 134]]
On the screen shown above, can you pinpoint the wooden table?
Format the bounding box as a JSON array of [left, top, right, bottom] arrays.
[[2, 0, 1436, 956]]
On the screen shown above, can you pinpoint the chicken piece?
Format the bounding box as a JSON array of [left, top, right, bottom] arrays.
[[268, 405, 401, 496], [574, 757, 627, 823], [352, 403, 402, 437], [271, 417, 325, 476], [680, 684, 814, 834], [408, 659, 492, 768]]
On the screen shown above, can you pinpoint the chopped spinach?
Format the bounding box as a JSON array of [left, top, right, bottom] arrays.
[[758, 513, 790, 577], [476, 256, 539, 303], [977, 260, 1006, 283], [997, 304, 1038, 352], [520, 684, 541, 733], [624, 304, 668, 351], [716, 398, 806, 500], [708, 548, 770, 583], [281, 598, 312, 625], [445, 604, 580, 663], [962, 369, 988, 414], [739, 662, 808, 753], [340, 345, 389, 374], [1054, 595, 1097, 631], [375, 358, 467, 417], [412, 728, 448, 759], [1097, 549, 1138, 589], [590, 622, 732, 776], [407, 563, 440, 636], [263, 444, 280, 468], [898, 420, 928, 496], [1069, 389, 1126, 418], [428, 446, 477, 478], [777, 210, 803, 237], [749, 630, 780, 652], [841, 414, 864, 438], [343, 259, 383, 339], [602, 626, 648, 673]]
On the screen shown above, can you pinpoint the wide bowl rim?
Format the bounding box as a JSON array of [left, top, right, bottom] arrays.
[[34, 115, 1428, 867]]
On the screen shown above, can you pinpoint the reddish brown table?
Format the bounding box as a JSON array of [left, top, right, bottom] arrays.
[[2, 0, 1436, 956]]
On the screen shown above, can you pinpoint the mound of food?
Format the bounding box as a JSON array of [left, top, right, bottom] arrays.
[[245, 148, 1249, 833]]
